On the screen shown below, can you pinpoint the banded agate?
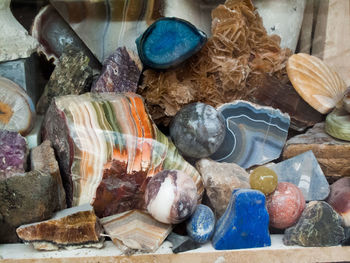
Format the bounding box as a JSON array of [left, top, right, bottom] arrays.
[[42, 92, 203, 217]]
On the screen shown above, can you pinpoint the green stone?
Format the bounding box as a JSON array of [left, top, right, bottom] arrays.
[[249, 166, 278, 195], [325, 107, 350, 142]]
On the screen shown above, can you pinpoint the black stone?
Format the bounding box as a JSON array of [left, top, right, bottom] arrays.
[[166, 232, 201, 253]]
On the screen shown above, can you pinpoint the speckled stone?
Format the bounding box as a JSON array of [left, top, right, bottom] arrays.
[[249, 166, 278, 195], [145, 170, 198, 224], [267, 182, 305, 229], [170, 103, 226, 159], [283, 201, 345, 247], [186, 204, 215, 243]]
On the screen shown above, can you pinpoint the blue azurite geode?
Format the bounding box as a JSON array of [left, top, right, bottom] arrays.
[[136, 17, 207, 70]]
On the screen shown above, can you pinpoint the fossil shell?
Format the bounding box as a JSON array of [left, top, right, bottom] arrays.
[[287, 53, 347, 114]]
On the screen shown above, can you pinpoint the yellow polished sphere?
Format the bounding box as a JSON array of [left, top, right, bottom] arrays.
[[249, 166, 278, 195]]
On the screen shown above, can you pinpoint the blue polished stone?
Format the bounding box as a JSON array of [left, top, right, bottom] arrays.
[[212, 189, 271, 250], [186, 204, 215, 243], [136, 17, 207, 69]]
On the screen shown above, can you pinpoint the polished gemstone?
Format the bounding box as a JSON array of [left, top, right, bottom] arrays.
[[249, 166, 278, 195], [325, 106, 350, 141]]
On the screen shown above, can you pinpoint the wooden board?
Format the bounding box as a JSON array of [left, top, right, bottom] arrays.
[[1, 235, 350, 263]]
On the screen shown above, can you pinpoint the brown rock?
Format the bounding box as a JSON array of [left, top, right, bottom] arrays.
[[30, 140, 66, 210], [283, 123, 350, 180], [196, 158, 250, 218], [16, 204, 104, 250]]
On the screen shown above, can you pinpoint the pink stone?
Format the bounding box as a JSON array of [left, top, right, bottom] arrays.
[[266, 182, 305, 229]]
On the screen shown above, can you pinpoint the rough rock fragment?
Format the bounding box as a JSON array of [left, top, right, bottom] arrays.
[[16, 204, 104, 250], [195, 158, 250, 218], [166, 232, 201, 253]]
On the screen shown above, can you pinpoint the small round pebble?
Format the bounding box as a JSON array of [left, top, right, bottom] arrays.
[[170, 103, 226, 158], [267, 182, 305, 229], [249, 166, 278, 195], [145, 170, 198, 224], [186, 204, 215, 243]]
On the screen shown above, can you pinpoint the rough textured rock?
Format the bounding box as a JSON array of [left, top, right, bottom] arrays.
[[212, 189, 271, 250], [196, 158, 250, 218], [0, 130, 27, 178], [283, 201, 345, 247], [16, 204, 104, 250], [30, 140, 66, 210], [283, 122, 350, 180], [0, 170, 60, 243]]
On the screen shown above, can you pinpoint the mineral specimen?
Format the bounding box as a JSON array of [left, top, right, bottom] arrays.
[[166, 232, 201, 253], [100, 210, 171, 252], [145, 170, 198, 224], [16, 204, 104, 251], [186, 204, 215, 244], [283, 122, 350, 179], [283, 201, 345, 247], [25, 115, 43, 149], [267, 151, 329, 201], [210, 101, 290, 169], [326, 177, 350, 227], [266, 182, 305, 229], [325, 106, 350, 141], [0, 170, 60, 243], [30, 140, 66, 210], [195, 158, 250, 218], [0, 77, 35, 136], [136, 17, 206, 69], [36, 46, 93, 114], [170, 103, 226, 158], [92, 47, 142, 93], [287, 53, 347, 114], [0, 130, 27, 178], [212, 189, 271, 250], [139, 0, 291, 125], [42, 92, 203, 217], [249, 166, 278, 195]]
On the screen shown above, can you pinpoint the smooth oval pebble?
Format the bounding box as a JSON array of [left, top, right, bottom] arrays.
[[145, 170, 198, 224], [186, 204, 215, 243], [267, 182, 305, 229], [249, 166, 278, 195]]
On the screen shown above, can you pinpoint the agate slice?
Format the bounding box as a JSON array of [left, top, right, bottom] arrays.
[[0, 77, 35, 136], [136, 17, 207, 69], [210, 100, 290, 169], [325, 106, 350, 141], [287, 53, 347, 114], [42, 92, 203, 217], [100, 210, 171, 253]]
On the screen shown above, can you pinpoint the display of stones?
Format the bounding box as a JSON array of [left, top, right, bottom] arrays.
[[210, 101, 290, 169], [266, 182, 305, 229], [0, 170, 61, 243], [267, 151, 329, 201], [326, 177, 350, 227], [186, 204, 215, 244], [283, 123, 350, 179], [16, 204, 104, 251], [166, 232, 201, 253], [0, 130, 27, 178], [283, 201, 345, 247], [249, 166, 278, 195], [195, 158, 250, 218], [136, 17, 207, 69], [287, 53, 347, 114], [325, 106, 350, 142], [170, 103, 226, 158], [42, 92, 203, 217], [0, 77, 35, 136], [100, 210, 171, 253], [91, 47, 142, 93], [212, 189, 271, 250], [145, 170, 198, 224]]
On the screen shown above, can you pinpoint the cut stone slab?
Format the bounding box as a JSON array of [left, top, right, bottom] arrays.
[[283, 201, 345, 247], [16, 204, 104, 251], [100, 210, 171, 253], [0, 170, 60, 243], [30, 140, 66, 210], [196, 158, 250, 218], [211, 101, 290, 169], [166, 232, 201, 253], [283, 122, 350, 180], [267, 150, 329, 201]]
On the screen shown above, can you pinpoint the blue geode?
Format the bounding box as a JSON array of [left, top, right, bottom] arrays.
[[136, 17, 207, 69]]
